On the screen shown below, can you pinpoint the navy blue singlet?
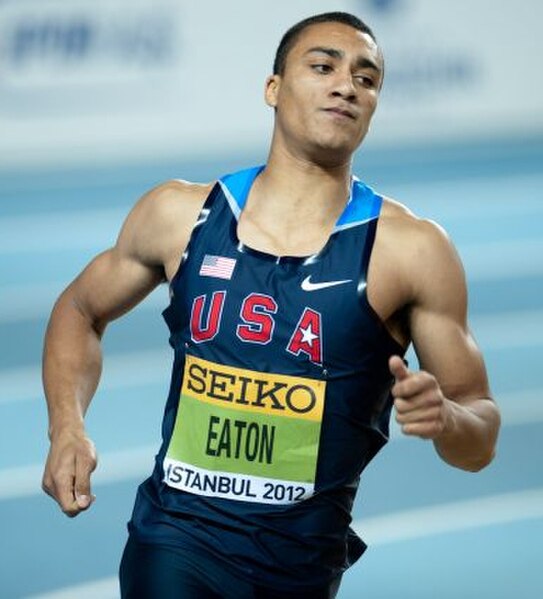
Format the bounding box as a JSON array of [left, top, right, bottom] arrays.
[[128, 166, 406, 590]]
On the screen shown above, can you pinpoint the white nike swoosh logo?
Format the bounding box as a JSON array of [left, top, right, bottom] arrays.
[[301, 276, 352, 291]]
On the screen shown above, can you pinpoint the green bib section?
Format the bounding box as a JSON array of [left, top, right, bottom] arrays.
[[164, 355, 326, 504]]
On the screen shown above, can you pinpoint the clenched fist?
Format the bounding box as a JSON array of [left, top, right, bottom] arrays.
[[389, 355, 453, 440], [42, 427, 97, 517]]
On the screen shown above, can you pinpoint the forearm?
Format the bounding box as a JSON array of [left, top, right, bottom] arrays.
[[43, 289, 104, 438], [434, 396, 500, 472]]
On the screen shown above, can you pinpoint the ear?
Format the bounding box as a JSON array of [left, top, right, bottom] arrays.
[[264, 75, 280, 108]]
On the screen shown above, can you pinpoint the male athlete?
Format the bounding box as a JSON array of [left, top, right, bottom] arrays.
[[42, 12, 500, 598]]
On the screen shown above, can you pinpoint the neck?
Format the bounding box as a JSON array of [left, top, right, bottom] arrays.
[[251, 143, 353, 225]]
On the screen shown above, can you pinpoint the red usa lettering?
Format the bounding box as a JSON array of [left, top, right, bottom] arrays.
[[190, 292, 323, 365], [190, 291, 226, 343], [237, 293, 277, 345]]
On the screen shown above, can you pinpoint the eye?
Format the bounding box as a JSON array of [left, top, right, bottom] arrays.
[[312, 63, 333, 74], [354, 74, 377, 88]]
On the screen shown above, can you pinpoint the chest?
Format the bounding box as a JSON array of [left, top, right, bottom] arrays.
[[164, 175, 404, 371], [188, 279, 362, 367], [166, 231, 391, 382]]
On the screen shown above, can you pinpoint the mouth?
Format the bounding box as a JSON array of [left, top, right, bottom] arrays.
[[322, 107, 356, 120]]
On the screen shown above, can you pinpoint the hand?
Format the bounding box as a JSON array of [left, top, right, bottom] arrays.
[[389, 355, 452, 440], [42, 427, 97, 517]]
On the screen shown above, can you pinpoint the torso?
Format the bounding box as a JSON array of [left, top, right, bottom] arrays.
[[160, 179, 413, 350], [129, 167, 408, 587]]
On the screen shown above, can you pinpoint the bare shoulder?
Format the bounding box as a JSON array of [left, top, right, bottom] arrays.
[[131, 179, 213, 225], [377, 196, 466, 308], [117, 179, 214, 279], [379, 196, 455, 255]]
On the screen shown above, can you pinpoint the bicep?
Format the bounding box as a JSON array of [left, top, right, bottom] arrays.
[[408, 223, 491, 403], [64, 181, 192, 329], [68, 247, 163, 333], [60, 179, 209, 331], [410, 308, 491, 403]]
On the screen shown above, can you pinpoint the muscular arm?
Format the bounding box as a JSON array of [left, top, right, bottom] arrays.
[[389, 218, 500, 472], [42, 180, 209, 515]]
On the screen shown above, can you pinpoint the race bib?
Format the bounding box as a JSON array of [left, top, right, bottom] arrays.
[[163, 355, 326, 504]]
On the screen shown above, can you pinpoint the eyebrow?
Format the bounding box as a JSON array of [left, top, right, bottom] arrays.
[[305, 46, 381, 73]]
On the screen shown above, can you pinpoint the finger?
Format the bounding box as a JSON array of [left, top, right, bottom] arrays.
[[389, 355, 409, 382], [400, 420, 445, 440], [42, 456, 79, 515], [393, 385, 441, 413], [42, 473, 55, 499], [54, 473, 81, 516], [395, 403, 441, 425], [74, 452, 97, 510]]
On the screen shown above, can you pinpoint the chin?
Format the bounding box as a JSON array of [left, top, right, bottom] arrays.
[[307, 146, 353, 168], [308, 137, 358, 166]]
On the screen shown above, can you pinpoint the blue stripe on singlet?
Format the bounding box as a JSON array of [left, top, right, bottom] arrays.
[[335, 179, 383, 231], [220, 167, 382, 231]]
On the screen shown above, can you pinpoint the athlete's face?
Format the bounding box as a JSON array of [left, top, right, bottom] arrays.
[[266, 22, 383, 166]]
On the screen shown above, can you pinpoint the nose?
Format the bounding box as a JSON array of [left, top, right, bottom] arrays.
[[330, 69, 357, 101]]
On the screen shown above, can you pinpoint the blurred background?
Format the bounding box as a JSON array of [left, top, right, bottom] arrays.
[[1, 0, 542, 597]]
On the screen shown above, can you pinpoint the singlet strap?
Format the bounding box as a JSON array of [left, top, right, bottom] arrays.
[[219, 166, 265, 219], [334, 178, 383, 232]]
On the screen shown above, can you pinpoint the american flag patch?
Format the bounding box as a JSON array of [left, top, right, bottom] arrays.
[[199, 255, 237, 280]]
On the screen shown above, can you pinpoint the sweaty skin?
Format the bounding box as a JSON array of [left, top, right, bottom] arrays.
[[42, 22, 500, 517]]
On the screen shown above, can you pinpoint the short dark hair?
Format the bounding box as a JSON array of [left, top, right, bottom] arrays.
[[273, 12, 378, 76]]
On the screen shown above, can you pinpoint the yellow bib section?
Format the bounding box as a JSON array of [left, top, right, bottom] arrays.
[[182, 355, 326, 422]]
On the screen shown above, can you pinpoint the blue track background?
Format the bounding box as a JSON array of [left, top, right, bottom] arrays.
[[1, 137, 542, 598]]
